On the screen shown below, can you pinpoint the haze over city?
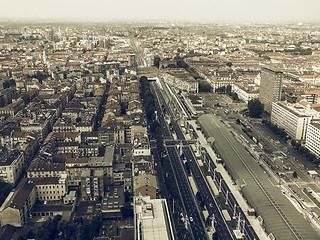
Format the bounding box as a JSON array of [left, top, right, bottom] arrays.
[[2, 1, 320, 240], [1, 0, 320, 23]]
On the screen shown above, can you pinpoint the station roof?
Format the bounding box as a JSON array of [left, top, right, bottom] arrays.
[[198, 114, 320, 240]]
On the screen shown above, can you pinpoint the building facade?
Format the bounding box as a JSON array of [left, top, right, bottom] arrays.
[[0, 150, 25, 185], [271, 101, 318, 140], [0, 178, 36, 227], [305, 120, 320, 158]]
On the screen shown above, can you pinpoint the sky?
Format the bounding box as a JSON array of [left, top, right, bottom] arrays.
[[0, 0, 320, 23]]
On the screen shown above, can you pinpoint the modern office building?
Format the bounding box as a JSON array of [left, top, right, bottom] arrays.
[[259, 66, 283, 112], [305, 120, 320, 158], [271, 101, 320, 140]]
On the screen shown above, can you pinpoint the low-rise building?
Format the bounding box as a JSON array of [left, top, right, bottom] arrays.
[[0, 178, 36, 227], [233, 82, 259, 103], [81, 175, 104, 201], [27, 162, 66, 179], [64, 191, 77, 205], [134, 174, 158, 199], [132, 132, 151, 157], [134, 196, 174, 240], [0, 150, 25, 184], [101, 186, 125, 219], [164, 68, 199, 93], [31, 174, 67, 202]]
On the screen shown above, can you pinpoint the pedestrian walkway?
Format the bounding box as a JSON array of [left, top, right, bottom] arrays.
[[188, 120, 269, 240]]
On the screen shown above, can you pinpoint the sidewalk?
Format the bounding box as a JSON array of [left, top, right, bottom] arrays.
[[188, 120, 269, 240]]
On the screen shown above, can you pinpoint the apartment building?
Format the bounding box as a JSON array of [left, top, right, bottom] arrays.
[[0, 178, 36, 227], [31, 175, 67, 201], [134, 174, 158, 199], [260, 66, 283, 113], [164, 68, 199, 93], [0, 150, 25, 184], [305, 120, 320, 158], [233, 82, 259, 103], [27, 162, 66, 178], [271, 101, 320, 140]]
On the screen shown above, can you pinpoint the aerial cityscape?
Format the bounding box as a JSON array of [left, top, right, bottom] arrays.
[[1, 1, 320, 240]]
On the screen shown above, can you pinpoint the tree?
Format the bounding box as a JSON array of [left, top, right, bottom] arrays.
[[226, 62, 233, 68], [120, 102, 127, 115], [232, 92, 239, 101], [293, 171, 298, 178], [121, 202, 133, 218], [75, 117, 82, 123], [0, 180, 13, 206], [199, 81, 212, 92], [0, 95, 5, 108], [153, 56, 160, 68], [226, 85, 232, 95], [215, 86, 226, 94], [247, 99, 264, 118]]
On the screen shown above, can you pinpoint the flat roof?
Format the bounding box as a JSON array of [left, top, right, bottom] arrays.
[[262, 65, 283, 73], [135, 197, 172, 240]]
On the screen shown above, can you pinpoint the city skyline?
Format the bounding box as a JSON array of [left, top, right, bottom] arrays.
[[1, 0, 320, 23]]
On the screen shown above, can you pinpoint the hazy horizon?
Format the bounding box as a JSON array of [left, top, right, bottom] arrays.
[[1, 0, 320, 24]]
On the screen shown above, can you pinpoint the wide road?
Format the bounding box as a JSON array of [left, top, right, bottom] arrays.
[[166, 145, 208, 240], [151, 81, 208, 239], [183, 145, 233, 240], [199, 114, 320, 240], [168, 96, 233, 239]]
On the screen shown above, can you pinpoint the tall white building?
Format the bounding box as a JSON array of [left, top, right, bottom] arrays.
[[271, 101, 320, 140], [260, 66, 283, 113], [305, 120, 320, 158]]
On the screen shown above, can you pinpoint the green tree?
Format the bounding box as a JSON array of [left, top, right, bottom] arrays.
[[0, 95, 5, 108], [232, 92, 239, 101], [121, 202, 133, 218], [226, 62, 233, 68], [75, 117, 82, 123], [120, 102, 128, 115], [215, 86, 226, 94], [226, 85, 232, 94], [153, 56, 160, 68], [0, 180, 13, 206], [247, 99, 264, 118], [199, 80, 212, 92]]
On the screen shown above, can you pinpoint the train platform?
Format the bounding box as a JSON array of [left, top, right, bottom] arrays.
[[188, 120, 269, 240]]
